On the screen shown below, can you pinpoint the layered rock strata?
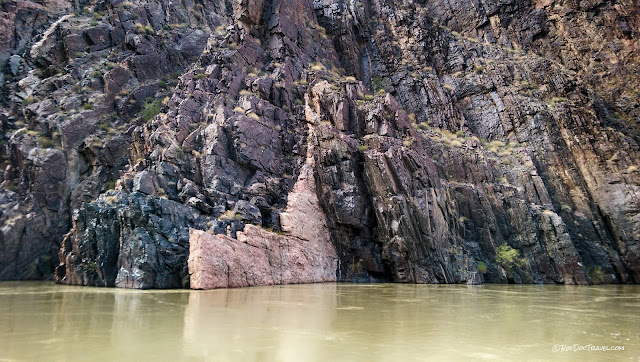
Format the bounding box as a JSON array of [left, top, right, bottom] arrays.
[[0, 0, 636, 286]]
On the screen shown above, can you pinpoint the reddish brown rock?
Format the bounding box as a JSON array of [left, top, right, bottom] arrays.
[[188, 225, 337, 289], [189, 154, 338, 289]]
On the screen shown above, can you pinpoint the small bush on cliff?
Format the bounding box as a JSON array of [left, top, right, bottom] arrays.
[[316, 25, 327, 39], [589, 266, 605, 284], [349, 258, 363, 272], [495, 244, 526, 271], [142, 99, 162, 121], [477, 261, 487, 274], [105, 180, 116, 190], [135, 23, 154, 35], [371, 76, 383, 92], [38, 136, 54, 148], [310, 62, 326, 72], [218, 210, 241, 221]]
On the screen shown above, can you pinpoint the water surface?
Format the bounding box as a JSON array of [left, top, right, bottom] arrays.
[[1, 282, 638, 361]]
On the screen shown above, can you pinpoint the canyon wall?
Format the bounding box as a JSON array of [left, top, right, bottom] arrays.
[[0, 0, 637, 287]]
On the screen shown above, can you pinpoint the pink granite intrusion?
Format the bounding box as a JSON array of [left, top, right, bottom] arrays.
[[188, 159, 338, 289]]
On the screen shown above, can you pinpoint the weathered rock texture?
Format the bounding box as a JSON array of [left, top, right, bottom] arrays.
[[189, 156, 337, 289], [0, 0, 638, 286], [189, 225, 337, 289]]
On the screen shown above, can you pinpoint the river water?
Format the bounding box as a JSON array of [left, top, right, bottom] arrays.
[[0, 282, 638, 361]]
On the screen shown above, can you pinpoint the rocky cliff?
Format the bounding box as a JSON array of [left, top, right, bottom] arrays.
[[0, 0, 638, 287]]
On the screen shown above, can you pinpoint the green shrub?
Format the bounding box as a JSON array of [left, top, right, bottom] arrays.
[[357, 145, 368, 152], [142, 99, 162, 121], [349, 258, 363, 272], [310, 62, 326, 72], [477, 261, 487, 274], [105, 180, 116, 190], [82, 103, 93, 110], [455, 130, 464, 138], [218, 210, 241, 221], [193, 73, 207, 80], [589, 266, 605, 284], [38, 136, 54, 148], [371, 76, 383, 92], [135, 23, 154, 35], [495, 244, 525, 271]]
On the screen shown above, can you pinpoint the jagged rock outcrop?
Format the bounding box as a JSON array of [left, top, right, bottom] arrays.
[[57, 191, 211, 288], [0, 0, 637, 287], [189, 155, 337, 289]]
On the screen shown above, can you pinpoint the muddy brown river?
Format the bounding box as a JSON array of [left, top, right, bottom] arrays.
[[1, 282, 638, 361]]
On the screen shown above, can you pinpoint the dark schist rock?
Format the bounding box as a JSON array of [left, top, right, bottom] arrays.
[[56, 191, 211, 289], [0, 0, 217, 280], [1, 0, 639, 287]]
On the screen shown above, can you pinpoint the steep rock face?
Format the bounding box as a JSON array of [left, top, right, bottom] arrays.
[[188, 224, 337, 289], [0, 0, 217, 279], [0, 0, 637, 286], [189, 153, 337, 289]]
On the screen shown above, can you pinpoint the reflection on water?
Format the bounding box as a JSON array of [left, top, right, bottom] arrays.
[[183, 283, 338, 361], [0, 282, 639, 361]]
